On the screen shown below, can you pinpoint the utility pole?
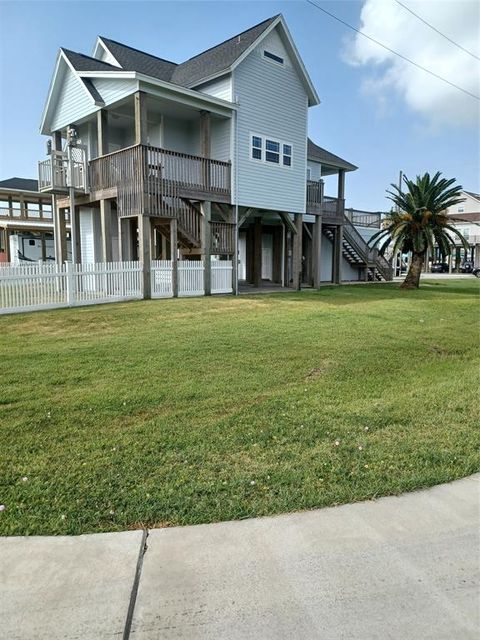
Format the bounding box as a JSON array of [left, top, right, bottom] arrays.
[[393, 170, 403, 275]]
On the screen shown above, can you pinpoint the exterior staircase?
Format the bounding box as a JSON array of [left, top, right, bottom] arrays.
[[154, 196, 202, 250], [324, 216, 393, 281]]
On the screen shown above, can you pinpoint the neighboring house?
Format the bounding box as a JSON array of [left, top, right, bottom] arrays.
[[0, 178, 71, 263], [442, 190, 480, 268], [37, 14, 392, 295]]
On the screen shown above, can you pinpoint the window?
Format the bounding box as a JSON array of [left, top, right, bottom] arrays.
[[264, 50, 284, 65], [250, 135, 292, 167], [265, 139, 280, 164], [458, 206, 465, 212], [26, 202, 40, 218], [251, 135, 262, 160]]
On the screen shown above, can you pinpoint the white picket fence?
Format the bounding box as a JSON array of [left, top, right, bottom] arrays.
[[212, 260, 234, 294], [0, 262, 142, 314], [1, 259, 233, 314]]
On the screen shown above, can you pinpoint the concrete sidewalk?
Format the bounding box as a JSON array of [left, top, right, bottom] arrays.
[[1, 476, 479, 640]]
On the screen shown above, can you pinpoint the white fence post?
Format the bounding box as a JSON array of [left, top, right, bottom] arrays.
[[66, 262, 76, 306]]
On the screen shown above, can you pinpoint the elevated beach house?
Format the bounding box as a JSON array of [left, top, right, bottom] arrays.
[[37, 14, 392, 297]]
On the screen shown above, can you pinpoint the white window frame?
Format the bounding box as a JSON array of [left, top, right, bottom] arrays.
[[249, 133, 293, 168]]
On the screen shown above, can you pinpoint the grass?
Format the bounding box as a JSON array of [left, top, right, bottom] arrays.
[[0, 279, 479, 536]]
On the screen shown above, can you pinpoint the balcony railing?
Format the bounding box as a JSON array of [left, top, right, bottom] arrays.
[[38, 149, 88, 194], [211, 221, 235, 255], [88, 144, 231, 217], [306, 183, 344, 220], [345, 209, 382, 228]]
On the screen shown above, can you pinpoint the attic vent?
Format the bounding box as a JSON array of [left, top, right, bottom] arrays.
[[264, 50, 284, 65]]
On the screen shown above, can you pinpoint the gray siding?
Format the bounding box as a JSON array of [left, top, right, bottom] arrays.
[[51, 66, 97, 132], [342, 257, 361, 281], [320, 233, 333, 281], [92, 78, 137, 106], [163, 117, 199, 155], [195, 75, 232, 102], [211, 118, 231, 161], [320, 231, 362, 281], [233, 27, 308, 213]]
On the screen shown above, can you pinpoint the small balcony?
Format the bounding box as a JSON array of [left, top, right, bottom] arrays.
[[88, 144, 231, 217], [38, 149, 89, 194], [306, 181, 344, 222]]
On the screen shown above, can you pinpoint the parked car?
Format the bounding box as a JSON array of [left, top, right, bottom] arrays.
[[460, 261, 474, 273], [431, 262, 449, 273], [473, 268, 480, 278]]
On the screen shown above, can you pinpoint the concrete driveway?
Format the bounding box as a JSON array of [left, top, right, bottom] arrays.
[[1, 475, 479, 640]]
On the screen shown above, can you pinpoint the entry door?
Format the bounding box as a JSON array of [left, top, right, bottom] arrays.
[[238, 232, 247, 281], [261, 233, 273, 280]]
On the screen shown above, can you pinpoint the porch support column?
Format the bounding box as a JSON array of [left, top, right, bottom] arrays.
[[52, 131, 67, 265], [253, 216, 262, 287], [336, 169, 345, 218], [313, 215, 323, 289], [292, 213, 302, 290], [53, 195, 67, 265], [170, 217, 178, 297], [199, 111, 211, 158], [333, 225, 343, 284], [97, 109, 109, 156], [201, 201, 212, 295], [134, 91, 148, 145], [72, 206, 81, 264], [200, 111, 211, 190], [138, 214, 151, 299], [100, 199, 112, 262]]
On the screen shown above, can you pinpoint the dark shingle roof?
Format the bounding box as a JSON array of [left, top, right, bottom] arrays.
[[59, 15, 280, 93], [170, 15, 279, 87], [81, 78, 104, 103], [307, 139, 357, 172], [61, 48, 119, 72], [98, 37, 178, 82], [0, 178, 40, 192]]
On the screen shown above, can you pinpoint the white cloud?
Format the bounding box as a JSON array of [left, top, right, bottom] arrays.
[[344, 0, 480, 128]]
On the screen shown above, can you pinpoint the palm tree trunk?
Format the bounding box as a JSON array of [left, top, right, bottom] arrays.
[[401, 252, 425, 289]]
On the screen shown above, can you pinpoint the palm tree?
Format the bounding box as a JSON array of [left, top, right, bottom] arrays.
[[369, 172, 469, 289]]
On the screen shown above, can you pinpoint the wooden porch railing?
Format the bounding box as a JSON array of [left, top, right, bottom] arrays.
[[306, 180, 323, 209], [211, 221, 235, 255], [89, 144, 231, 218]]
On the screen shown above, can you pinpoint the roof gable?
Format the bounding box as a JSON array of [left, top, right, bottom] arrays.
[[40, 52, 103, 135], [170, 15, 278, 87], [97, 37, 178, 82]]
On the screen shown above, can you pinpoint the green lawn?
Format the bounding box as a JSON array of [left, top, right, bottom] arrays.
[[1, 279, 479, 535]]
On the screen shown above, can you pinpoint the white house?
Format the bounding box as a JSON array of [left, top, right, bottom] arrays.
[[37, 14, 392, 296], [444, 191, 480, 268]]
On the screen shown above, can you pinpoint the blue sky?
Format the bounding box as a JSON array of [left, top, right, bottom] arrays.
[[0, 0, 478, 210]]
